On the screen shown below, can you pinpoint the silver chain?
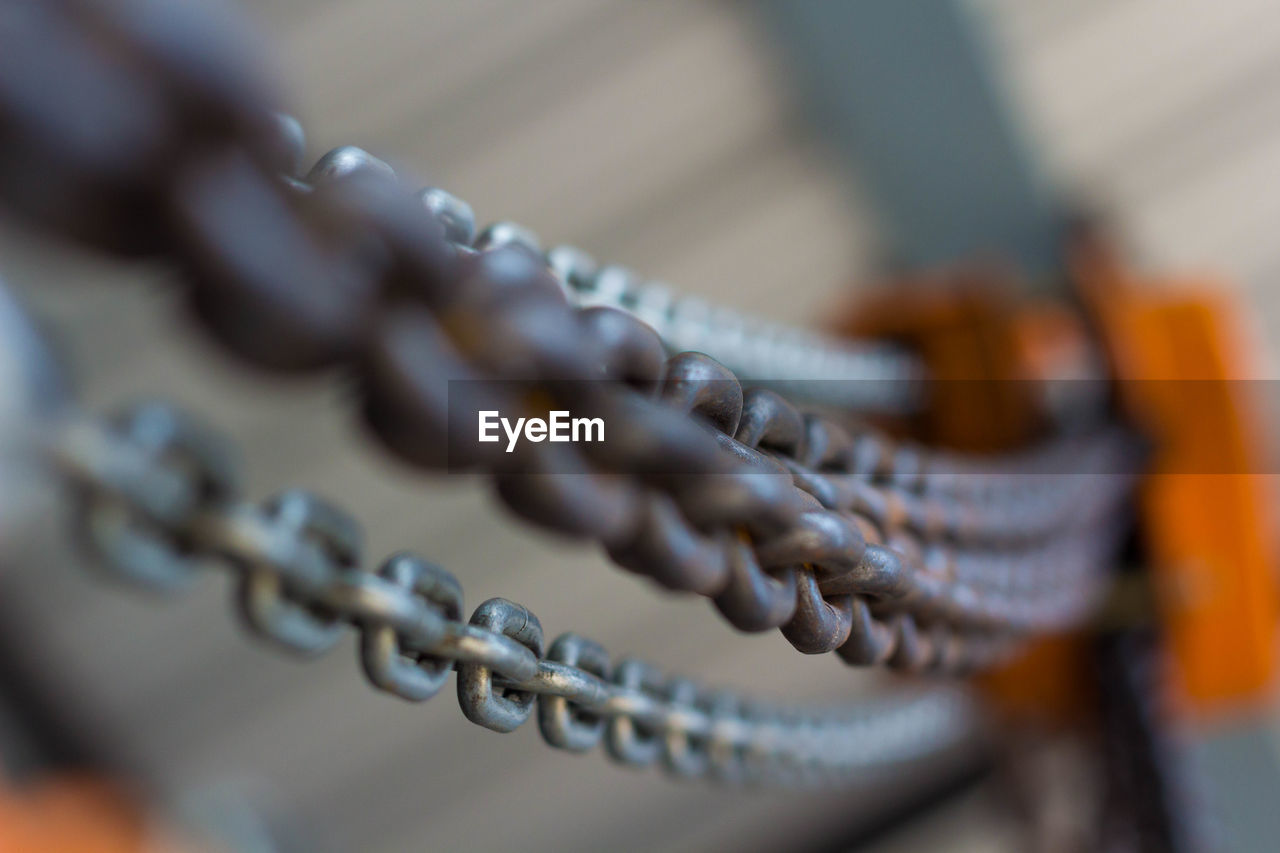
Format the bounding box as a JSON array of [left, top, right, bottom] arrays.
[[313, 145, 925, 416], [44, 401, 981, 788], [549, 242, 925, 415]]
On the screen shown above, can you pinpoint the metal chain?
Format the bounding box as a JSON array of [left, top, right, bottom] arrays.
[[0, 0, 1138, 671], [286, 146, 926, 417], [45, 401, 982, 788], [283, 137, 1139, 528], [543, 238, 924, 415]]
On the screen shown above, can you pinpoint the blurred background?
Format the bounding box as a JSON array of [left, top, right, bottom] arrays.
[[3, 0, 1280, 849]]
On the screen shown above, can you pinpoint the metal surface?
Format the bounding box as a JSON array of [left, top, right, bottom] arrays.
[[1195, 725, 1280, 853], [755, 0, 1065, 282], [0, 0, 1137, 674], [0, 3, 1203, 849], [0, 275, 67, 541], [1095, 629, 1212, 852], [0, 1, 1267, 849], [45, 399, 983, 788]]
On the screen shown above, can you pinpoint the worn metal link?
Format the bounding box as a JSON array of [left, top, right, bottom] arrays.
[[351, 553, 462, 701], [537, 633, 611, 752], [0, 0, 1139, 672], [62, 403, 238, 590], [45, 402, 983, 787]]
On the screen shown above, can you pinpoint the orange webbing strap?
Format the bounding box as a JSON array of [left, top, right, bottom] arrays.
[[1074, 243, 1280, 717]]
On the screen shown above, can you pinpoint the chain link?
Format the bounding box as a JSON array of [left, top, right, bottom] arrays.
[[540, 241, 925, 414], [47, 401, 982, 787], [319, 155, 925, 417], [0, 0, 1139, 671]]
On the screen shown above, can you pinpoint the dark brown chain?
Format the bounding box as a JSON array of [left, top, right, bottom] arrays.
[[0, 0, 1138, 671]]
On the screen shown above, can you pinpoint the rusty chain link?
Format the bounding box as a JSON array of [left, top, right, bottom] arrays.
[[44, 400, 982, 787], [0, 0, 1139, 672]]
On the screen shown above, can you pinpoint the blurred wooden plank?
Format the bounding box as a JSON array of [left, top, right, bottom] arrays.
[[278, 0, 629, 155], [1121, 132, 1280, 283], [987, 0, 1280, 176]]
